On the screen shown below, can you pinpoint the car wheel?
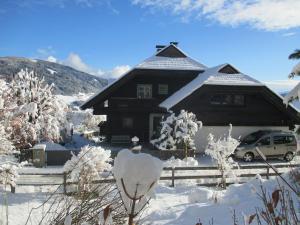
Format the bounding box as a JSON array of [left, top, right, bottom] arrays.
[[243, 152, 254, 162], [284, 152, 294, 162]]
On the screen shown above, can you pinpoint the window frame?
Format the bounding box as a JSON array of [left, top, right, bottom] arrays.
[[257, 136, 271, 146], [137, 84, 152, 99], [210, 93, 245, 107]]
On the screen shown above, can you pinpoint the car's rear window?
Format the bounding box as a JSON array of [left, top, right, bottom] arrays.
[[273, 135, 295, 144]]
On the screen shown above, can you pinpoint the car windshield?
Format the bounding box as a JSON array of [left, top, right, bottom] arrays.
[[241, 131, 271, 145]]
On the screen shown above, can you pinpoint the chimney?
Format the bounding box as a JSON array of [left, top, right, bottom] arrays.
[[156, 45, 166, 52], [170, 41, 178, 46]]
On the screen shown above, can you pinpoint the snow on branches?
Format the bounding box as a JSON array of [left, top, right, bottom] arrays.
[[151, 110, 202, 151], [0, 122, 14, 155], [0, 160, 27, 188], [0, 69, 69, 149], [205, 124, 240, 188], [64, 145, 112, 191], [284, 62, 300, 104]]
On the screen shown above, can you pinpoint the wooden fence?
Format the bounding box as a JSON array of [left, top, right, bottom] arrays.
[[16, 163, 300, 194]]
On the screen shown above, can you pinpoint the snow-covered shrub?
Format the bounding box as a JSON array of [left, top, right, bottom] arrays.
[[64, 145, 112, 191], [0, 160, 26, 188], [113, 149, 163, 225], [164, 156, 199, 167], [205, 124, 240, 188], [151, 110, 202, 156], [0, 69, 69, 149]]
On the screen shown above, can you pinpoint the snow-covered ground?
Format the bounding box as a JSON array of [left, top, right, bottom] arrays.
[[1, 172, 299, 225], [142, 174, 294, 225]]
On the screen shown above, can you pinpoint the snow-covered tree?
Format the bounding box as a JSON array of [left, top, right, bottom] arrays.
[[0, 121, 14, 155], [283, 49, 300, 104], [205, 124, 240, 188], [68, 108, 105, 133], [64, 145, 112, 191], [113, 149, 163, 225], [151, 110, 202, 157], [0, 69, 69, 149]]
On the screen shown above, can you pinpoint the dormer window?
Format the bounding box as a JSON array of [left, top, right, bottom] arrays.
[[137, 84, 152, 99]]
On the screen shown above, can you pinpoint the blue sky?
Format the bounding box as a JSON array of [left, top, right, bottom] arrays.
[[1, 0, 300, 91]]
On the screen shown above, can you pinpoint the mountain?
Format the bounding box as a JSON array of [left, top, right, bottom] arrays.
[[0, 57, 108, 95]]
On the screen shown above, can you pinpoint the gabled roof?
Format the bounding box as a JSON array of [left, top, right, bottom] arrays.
[[136, 44, 207, 71], [81, 44, 206, 109], [159, 64, 264, 110]]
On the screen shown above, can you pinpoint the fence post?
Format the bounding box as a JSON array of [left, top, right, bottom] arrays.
[[171, 167, 175, 187], [63, 172, 67, 194], [10, 185, 15, 193], [266, 167, 269, 180]]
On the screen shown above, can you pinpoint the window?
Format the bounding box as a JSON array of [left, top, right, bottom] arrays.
[[137, 84, 152, 99], [104, 100, 108, 107], [122, 117, 133, 129], [274, 136, 295, 144], [158, 84, 168, 95], [233, 95, 245, 106], [257, 136, 270, 146], [210, 94, 245, 106]]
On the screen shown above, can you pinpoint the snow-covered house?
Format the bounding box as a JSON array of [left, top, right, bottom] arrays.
[[81, 43, 300, 151]]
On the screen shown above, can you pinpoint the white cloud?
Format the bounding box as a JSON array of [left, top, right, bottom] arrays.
[[132, 0, 300, 31], [62, 53, 130, 78], [264, 79, 300, 92], [282, 32, 296, 37], [63, 52, 94, 74], [107, 65, 131, 79], [47, 56, 58, 63], [40, 51, 130, 79]]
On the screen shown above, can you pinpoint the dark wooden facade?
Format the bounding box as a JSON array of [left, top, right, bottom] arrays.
[[172, 85, 300, 127], [92, 69, 200, 141], [88, 72, 300, 142]]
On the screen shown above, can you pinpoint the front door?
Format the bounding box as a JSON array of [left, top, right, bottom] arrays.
[[149, 114, 164, 141]]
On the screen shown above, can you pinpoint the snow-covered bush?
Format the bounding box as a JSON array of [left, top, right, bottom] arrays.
[[205, 124, 240, 188], [64, 145, 112, 191], [0, 161, 26, 188], [113, 149, 163, 225], [0, 69, 69, 149], [151, 110, 202, 156]]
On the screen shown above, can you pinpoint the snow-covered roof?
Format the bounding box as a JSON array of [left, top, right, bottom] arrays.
[[136, 55, 206, 71], [136, 44, 206, 71], [81, 44, 206, 109], [159, 64, 263, 110]]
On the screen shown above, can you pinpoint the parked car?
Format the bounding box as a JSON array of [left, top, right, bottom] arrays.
[[234, 130, 297, 162]]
